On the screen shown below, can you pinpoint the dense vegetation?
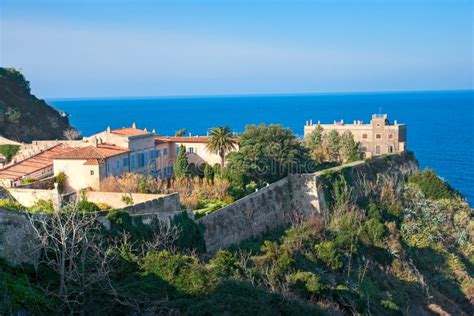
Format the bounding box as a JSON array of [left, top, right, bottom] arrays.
[[0, 67, 75, 142], [0, 144, 20, 163], [304, 125, 362, 163], [1, 164, 472, 315]]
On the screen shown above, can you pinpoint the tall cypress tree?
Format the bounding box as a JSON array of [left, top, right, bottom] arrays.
[[174, 145, 189, 178]]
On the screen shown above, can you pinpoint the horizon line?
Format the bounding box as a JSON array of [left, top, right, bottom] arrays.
[[45, 88, 473, 101]]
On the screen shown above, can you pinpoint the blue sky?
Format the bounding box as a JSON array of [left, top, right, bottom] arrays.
[[1, 0, 472, 98]]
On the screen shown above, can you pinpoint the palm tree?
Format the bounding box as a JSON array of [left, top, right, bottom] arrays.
[[206, 126, 237, 168]]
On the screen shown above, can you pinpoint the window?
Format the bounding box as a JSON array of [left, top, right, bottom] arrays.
[[123, 157, 129, 167], [90, 170, 94, 175], [376, 145, 381, 154], [138, 153, 145, 168], [176, 146, 180, 154], [131, 155, 136, 170], [362, 134, 368, 139], [376, 123, 381, 127], [361, 146, 368, 152], [116, 160, 120, 171], [157, 149, 161, 157], [163, 148, 168, 156], [388, 133, 393, 139], [376, 133, 382, 139], [388, 145, 394, 153], [188, 147, 195, 154]]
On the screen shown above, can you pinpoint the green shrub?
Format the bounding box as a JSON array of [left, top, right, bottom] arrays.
[[121, 194, 134, 205], [289, 271, 326, 296], [96, 202, 112, 211], [314, 241, 343, 270], [76, 199, 100, 213], [29, 199, 54, 213], [0, 199, 26, 212], [0, 259, 56, 314], [54, 171, 67, 193], [380, 299, 400, 311], [368, 203, 382, 221], [363, 218, 386, 246], [141, 250, 215, 295], [163, 280, 319, 315], [204, 163, 215, 182], [171, 212, 206, 252], [0, 144, 20, 163], [194, 199, 227, 219], [209, 250, 240, 278], [21, 178, 35, 184], [408, 169, 454, 200]]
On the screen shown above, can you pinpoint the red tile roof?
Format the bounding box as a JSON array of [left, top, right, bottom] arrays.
[[155, 136, 209, 144], [111, 127, 150, 137], [0, 145, 74, 181], [83, 159, 101, 165], [53, 144, 129, 160]]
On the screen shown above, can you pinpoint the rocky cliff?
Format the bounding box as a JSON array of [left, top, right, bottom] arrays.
[[0, 68, 74, 142]]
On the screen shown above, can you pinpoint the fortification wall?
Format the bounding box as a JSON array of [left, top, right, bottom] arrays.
[[0, 192, 182, 265], [7, 187, 60, 208], [198, 177, 293, 253], [0, 209, 39, 265], [199, 152, 418, 254], [85, 192, 181, 214]]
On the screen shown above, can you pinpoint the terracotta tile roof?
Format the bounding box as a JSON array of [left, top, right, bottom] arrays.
[[155, 136, 209, 144], [83, 159, 102, 165], [155, 136, 239, 145], [111, 127, 150, 137], [53, 144, 129, 160], [0, 145, 74, 181]]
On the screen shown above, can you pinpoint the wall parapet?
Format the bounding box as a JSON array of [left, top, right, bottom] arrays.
[[85, 191, 181, 214]]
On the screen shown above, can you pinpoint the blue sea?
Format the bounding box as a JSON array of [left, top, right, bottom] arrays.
[[49, 90, 474, 205]]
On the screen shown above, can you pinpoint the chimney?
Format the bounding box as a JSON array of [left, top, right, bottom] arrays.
[[106, 126, 111, 133], [132, 122, 136, 129], [144, 128, 148, 132], [318, 120, 320, 125], [152, 128, 156, 134], [310, 119, 313, 125], [94, 137, 99, 147], [353, 120, 356, 124], [394, 120, 398, 125]]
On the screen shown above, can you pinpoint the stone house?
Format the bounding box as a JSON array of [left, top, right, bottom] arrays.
[[0, 144, 74, 187], [154, 136, 239, 176], [304, 114, 407, 158], [52, 143, 130, 191]]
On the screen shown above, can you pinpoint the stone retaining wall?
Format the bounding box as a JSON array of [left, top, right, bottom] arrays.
[[199, 152, 418, 254], [85, 191, 181, 214], [7, 187, 60, 208], [0, 208, 39, 265]]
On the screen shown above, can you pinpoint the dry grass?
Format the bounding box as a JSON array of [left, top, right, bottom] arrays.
[[100, 173, 231, 209]]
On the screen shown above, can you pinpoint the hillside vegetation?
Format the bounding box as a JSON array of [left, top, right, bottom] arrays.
[[0, 67, 74, 142], [1, 163, 472, 315]]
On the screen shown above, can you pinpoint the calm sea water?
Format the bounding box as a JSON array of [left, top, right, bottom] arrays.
[[49, 90, 474, 204]]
